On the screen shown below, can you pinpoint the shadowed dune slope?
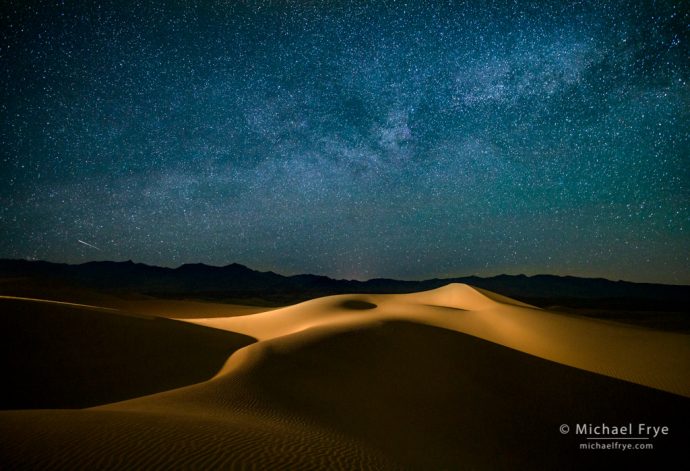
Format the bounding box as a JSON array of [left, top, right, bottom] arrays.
[[0, 298, 255, 409], [1, 321, 688, 470], [0, 408, 394, 470]]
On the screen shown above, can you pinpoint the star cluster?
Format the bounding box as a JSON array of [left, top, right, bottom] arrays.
[[1, 0, 688, 283]]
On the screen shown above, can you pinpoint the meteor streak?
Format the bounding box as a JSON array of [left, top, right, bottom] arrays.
[[78, 239, 102, 251]]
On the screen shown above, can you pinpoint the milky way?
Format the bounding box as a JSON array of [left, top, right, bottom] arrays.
[[1, 0, 688, 283]]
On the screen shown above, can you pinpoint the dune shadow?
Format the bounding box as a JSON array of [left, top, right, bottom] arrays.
[[0, 299, 255, 409], [340, 300, 377, 310]]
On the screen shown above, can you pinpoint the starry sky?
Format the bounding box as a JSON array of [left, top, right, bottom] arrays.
[[1, 0, 688, 283]]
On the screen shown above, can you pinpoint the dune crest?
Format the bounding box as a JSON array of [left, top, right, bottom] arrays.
[[398, 282, 537, 310]]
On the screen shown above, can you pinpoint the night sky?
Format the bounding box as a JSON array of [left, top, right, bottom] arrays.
[[1, 1, 688, 283]]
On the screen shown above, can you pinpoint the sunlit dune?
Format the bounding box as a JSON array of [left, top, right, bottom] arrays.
[[189, 283, 690, 398], [1, 284, 689, 469]]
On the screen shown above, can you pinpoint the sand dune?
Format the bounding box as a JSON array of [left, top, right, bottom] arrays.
[[1, 284, 689, 469], [0, 278, 275, 319], [0, 298, 254, 409], [189, 283, 690, 397]]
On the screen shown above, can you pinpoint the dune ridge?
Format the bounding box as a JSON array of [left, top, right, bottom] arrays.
[[0, 294, 121, 312], [188, 283, 690, 398]]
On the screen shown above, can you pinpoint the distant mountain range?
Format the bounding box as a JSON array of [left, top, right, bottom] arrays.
[[1, 259, 688, 313]]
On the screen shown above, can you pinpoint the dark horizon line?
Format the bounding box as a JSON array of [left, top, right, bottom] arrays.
[[3, 257, 689, 288]]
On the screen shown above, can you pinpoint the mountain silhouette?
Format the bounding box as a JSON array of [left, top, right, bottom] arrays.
[[1, 259, 688, 319]]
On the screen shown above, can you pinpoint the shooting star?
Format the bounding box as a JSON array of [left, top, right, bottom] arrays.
[[78, 239, 102, 251]]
